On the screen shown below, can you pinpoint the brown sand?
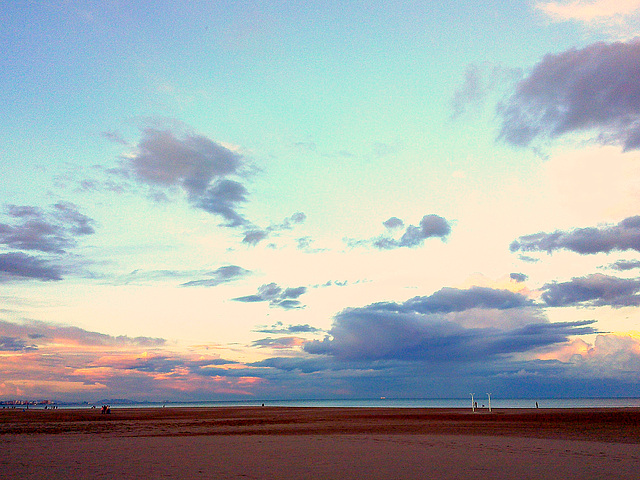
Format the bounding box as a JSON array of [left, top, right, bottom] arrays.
[[1, 407, 639, 479]]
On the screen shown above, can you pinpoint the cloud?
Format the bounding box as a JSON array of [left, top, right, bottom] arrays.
[[129, 128, 241, 194], [180, 265, 252, 287], [304, 301, 596, 362], [242, 230, 270, 246], [510, 215, 640, 254], [382, 217, 404, 230], [0, 319, 165, 349], [252, 337, 306, 349], [609, 259, 640, 270], [194, 179, 249, 227], [498, 40, 640, 150], [510, 272, 529, 282], [125, 128, 250, 226], [0, 252, 63, 282], [242, 212, 307, 246], [232, 282, 307, 309], [0, 336, 37, 352], [253, 321, 322, 334], [451, 63, 522, 118], [541, 273, 640, 307], [353, 214, 451, 250], [0, 203, 96, 254], [536, 0, 640, 22], [369, 286, 534, 314]]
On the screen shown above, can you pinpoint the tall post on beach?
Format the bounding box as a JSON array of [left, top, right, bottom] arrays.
[[487, 393, 492, 412], [470, 393, 475, 412]]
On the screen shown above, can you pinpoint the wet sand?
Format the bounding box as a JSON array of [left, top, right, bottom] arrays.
[[1, 407, 639, 479]]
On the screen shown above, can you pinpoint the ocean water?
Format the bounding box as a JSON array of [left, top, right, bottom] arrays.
[[40, 397, 640, 410]]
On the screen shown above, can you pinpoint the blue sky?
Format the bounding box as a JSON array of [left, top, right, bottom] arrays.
[[2, 0, 640, 402]]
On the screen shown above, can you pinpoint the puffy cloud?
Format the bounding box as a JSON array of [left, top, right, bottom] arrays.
[[511, 215, 640, 254], [541, 273, 640, 307], [499, 40, 640, 150], [0, 252, 62, 282], [360, 214, 451, 250], [125, 128, 249, 226], [232, 282, 307, 309], [180, 265, 251, 287], [304, 302, 596, 362], [129, 128, 241, 194], [0, 202, 96, 254]]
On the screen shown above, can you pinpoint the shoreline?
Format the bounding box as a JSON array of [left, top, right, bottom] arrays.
[[2, 407, 639, 479], [2, 406, 639, 442]]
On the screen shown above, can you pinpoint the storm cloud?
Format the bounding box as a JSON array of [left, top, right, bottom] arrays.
[[499, 40, 640, 150], [541, 273, 640, 308], [304, 302, 596, 362], [510, 216, 640, 255]]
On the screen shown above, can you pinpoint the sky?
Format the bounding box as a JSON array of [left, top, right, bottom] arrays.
[[2, 0, 640, 402]]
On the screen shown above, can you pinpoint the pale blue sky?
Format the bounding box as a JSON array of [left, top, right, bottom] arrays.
[[2, 1, 640, 402]]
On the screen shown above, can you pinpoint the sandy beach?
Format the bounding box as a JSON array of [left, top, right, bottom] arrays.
[[1, 407, 639, 479]]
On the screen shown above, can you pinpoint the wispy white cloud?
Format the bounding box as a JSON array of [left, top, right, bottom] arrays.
[[537, 0, 640, 22], [536, 0, 640, 38]]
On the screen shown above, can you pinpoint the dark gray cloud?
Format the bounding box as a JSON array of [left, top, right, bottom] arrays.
[[510, 216, 640, 255], [498, 40, 640, 150], [233, 282, 307, 309], [541, 274, 640, 308], [181, 265, 251, 287], [609, 259, 640, 271], [370, 286, 533, 314], [0, 202, 96, 254], [365, 214, 451, 250], [253, 321, 322, 334], [304, 302, 596, 362], [510, 272, 528, 282], [0, 252, 63, 282]]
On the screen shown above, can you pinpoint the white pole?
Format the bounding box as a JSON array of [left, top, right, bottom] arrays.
[[487, 393, 492, 412], [470, 393, 475, 412]]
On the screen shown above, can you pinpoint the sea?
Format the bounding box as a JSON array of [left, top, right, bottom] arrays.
[[20, 397, 640, 410]]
